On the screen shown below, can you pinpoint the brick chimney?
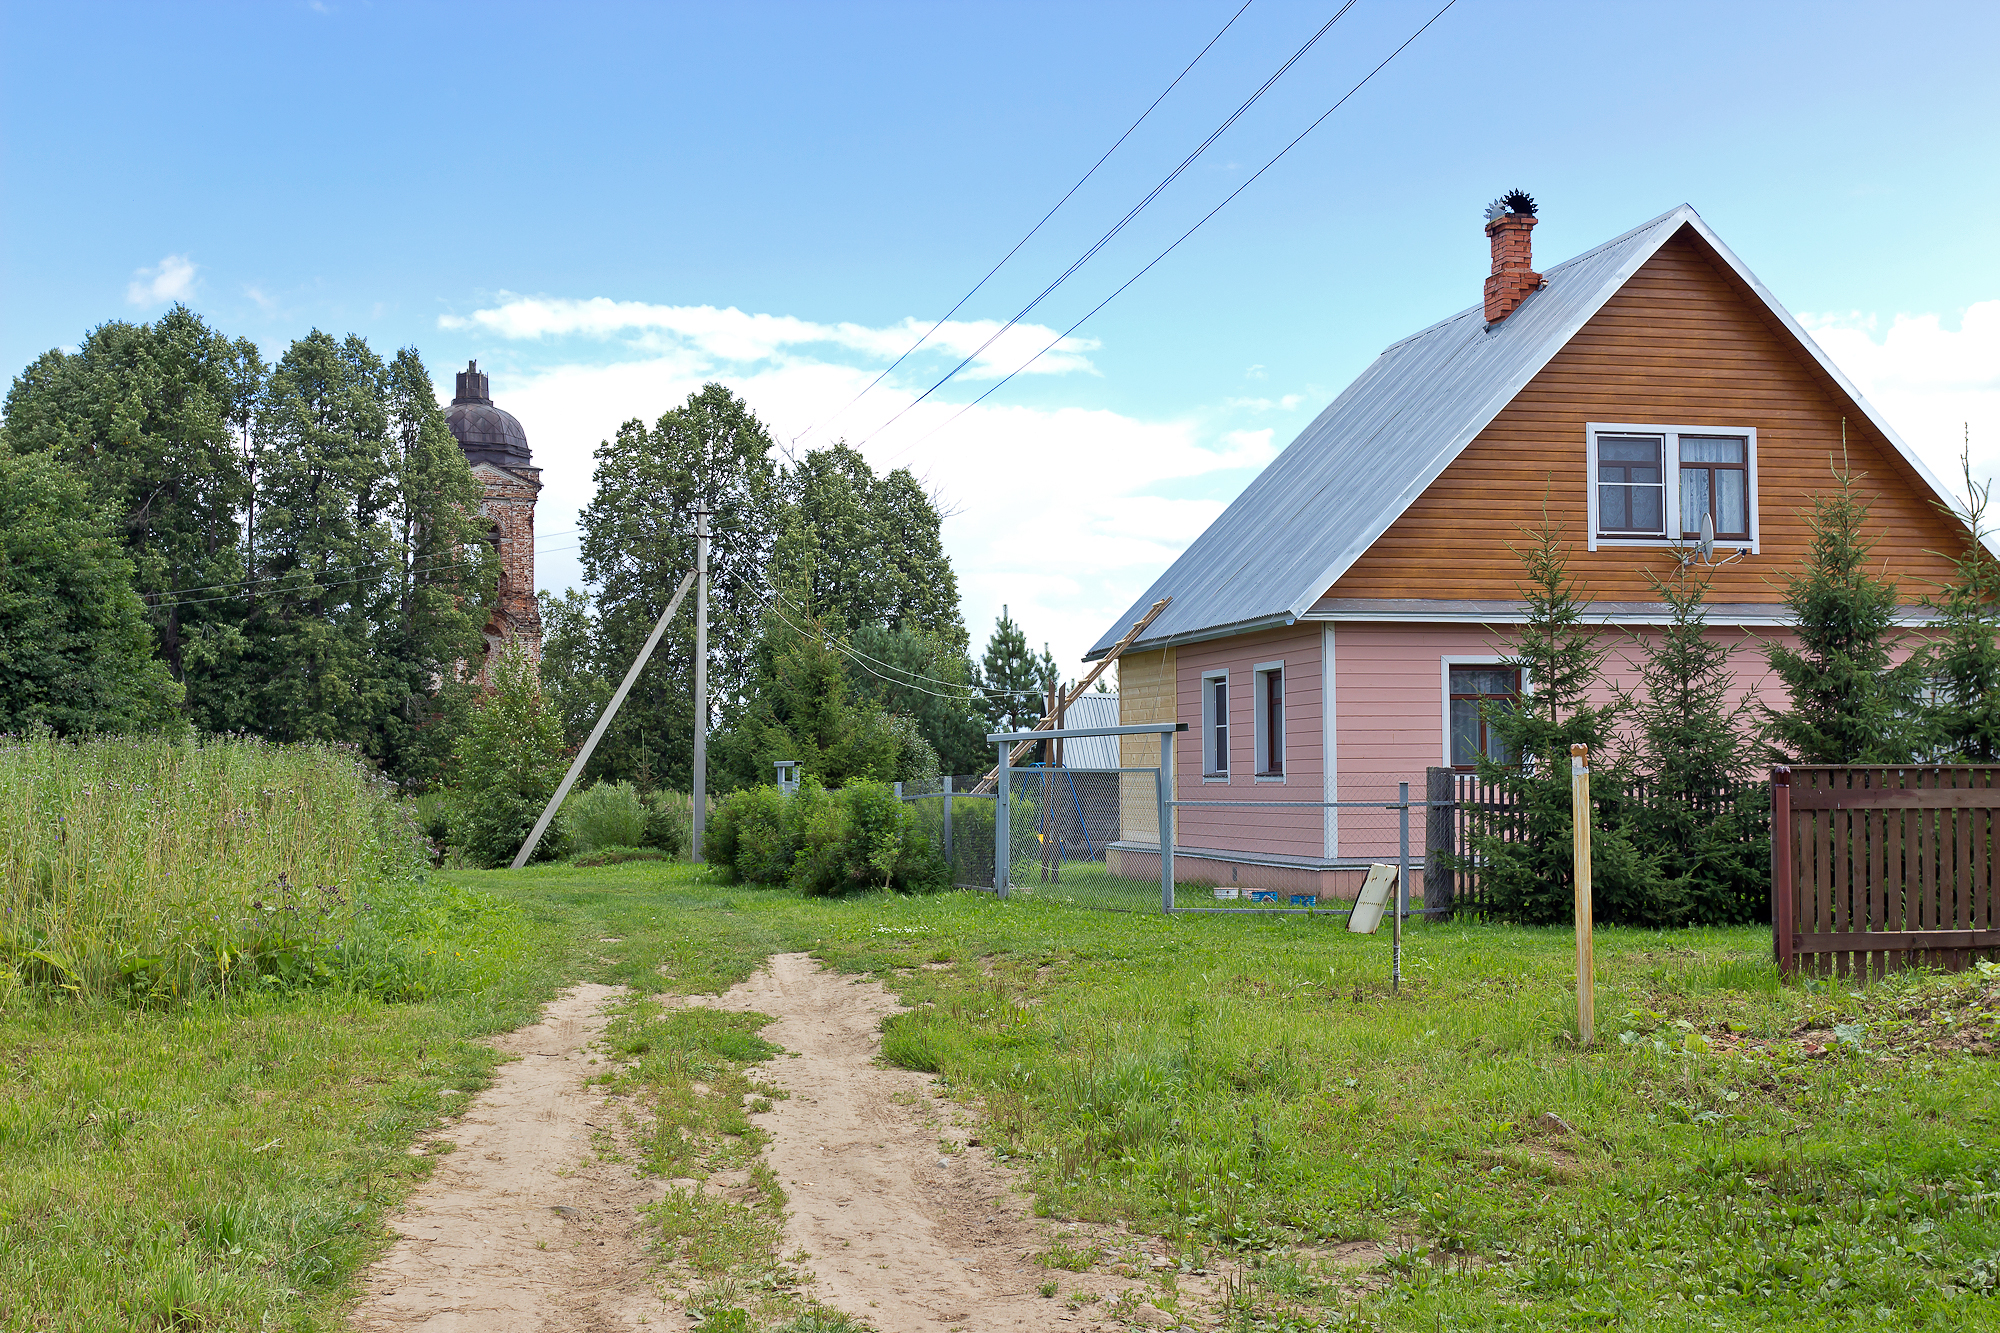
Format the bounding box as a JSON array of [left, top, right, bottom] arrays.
[[1483, 190, 1543, 324]]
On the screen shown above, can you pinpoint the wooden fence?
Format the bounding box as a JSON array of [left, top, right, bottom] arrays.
[[1772, 765, 2000, 978]]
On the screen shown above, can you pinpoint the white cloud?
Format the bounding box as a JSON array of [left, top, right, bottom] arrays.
[[1803, 300, 2000, 499], [482, 319, 1271, 673], [126, 254, 197, 306], [442, 296, 1099, 380]]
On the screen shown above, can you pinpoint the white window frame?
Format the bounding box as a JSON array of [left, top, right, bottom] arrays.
[[1201, 669, 1230, 781], [1440, 657, 1525, 769], [1252, 659, 1285, 782], [1585, 422, 1759, 554]]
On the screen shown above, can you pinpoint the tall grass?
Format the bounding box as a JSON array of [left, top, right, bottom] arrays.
[[0, 730, 423, 1001]]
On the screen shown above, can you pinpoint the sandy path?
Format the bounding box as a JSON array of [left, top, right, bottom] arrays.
[[700, 953, 1185, 1333], [351, 983, 669, 1332]]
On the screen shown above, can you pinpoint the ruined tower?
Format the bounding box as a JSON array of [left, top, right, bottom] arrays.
[[444, 360, 543, 676]]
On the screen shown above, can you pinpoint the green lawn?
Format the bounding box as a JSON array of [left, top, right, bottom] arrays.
[[8, 858, 2000, 1331]]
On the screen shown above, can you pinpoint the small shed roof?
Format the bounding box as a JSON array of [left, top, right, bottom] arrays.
[[1054, 691, 1120, 771], [1085, 205, 1960, 660]]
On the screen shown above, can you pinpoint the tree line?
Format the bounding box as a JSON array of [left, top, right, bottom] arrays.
[[1, 307, 1071, 812], [2, 307, 495, 787]]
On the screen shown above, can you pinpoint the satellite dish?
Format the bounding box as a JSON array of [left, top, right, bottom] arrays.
[[1699, 511, 1716, 563]]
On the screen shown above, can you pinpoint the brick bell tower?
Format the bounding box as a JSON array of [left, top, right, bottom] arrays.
[[444, 360, 543, 679]]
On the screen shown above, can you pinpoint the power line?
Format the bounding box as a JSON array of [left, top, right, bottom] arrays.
[[881, 0, 1461, 463], [788, 0, 1257, 450], [852, 1, 1360, 451]]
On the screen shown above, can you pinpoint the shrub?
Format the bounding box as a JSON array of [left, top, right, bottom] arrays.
[[642, 789, 699, 858], [445, 643, 570, 868], [711, 785, 792, 885], [708, 779, 947, 894], [568, 779, 649, 854], [788, 778, 849, 896], [843, 781, 907, 889]]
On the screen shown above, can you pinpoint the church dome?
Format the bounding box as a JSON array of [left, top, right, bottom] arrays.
[[445, 360, 532, 469]]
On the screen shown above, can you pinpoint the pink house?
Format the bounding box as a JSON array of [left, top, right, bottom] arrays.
[[1091, 200, 1971, 895]]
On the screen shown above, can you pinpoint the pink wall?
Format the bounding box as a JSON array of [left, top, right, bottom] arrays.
[[1173, 624, 1325, 860], [1331, 620, 1802, 860]]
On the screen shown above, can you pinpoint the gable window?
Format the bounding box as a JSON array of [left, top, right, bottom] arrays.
[[1596, 435, 1665, 535], [1448, 665, 1518, 769], [1586, 423, 1759, 552], [1201, 671, 1229, 778], [1253, 662, 1284, 777]]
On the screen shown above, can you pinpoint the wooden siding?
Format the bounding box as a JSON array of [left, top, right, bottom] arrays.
[[1116, 647, 1175, 841], [1172, 625, 1325, 860], [1328, 230, 1965, 602]]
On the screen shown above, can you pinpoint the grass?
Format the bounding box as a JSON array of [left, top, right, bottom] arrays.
[[12, 777, 2000, 1333], [454, 861, 2000, 1331]]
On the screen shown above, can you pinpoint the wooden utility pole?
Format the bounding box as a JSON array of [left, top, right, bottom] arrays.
[[1571, 743, 1595, 1046], [970, 597, 1169, 794]]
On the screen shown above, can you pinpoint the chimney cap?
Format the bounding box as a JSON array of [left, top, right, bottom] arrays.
[[1484, 189, 1538, 222]]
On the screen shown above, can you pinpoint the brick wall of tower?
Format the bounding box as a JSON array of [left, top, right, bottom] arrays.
[[472, 461, 543, 679]]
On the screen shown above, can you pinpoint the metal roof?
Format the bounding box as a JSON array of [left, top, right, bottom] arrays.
[[1085, 205, 1965, 660], [447, 360, 533, 470]]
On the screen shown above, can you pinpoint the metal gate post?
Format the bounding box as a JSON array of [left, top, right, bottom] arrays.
[[995, 744, 1011, 900], [1158, 727, 1175, 913], [942, 776, 954, 877]]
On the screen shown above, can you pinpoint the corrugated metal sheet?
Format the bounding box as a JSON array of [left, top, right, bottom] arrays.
[[1052, 691, 1121, 770], [1085, 205, 1965, 660]]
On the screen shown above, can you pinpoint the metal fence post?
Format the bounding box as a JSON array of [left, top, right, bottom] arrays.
[[995, 744, 1011, 900], [1158, 727, 1175, 914], [942, 775, 954, 878], [1394, 781, 1408, 994]]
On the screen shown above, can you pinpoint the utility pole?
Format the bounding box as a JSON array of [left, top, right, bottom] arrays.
[[691, 509, 710, 862]]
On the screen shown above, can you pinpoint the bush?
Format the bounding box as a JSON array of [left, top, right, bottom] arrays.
[[709, 778, 947, 894], [568, 779, 649, 854], [788, 778, 850, 896], [711, 785, 793, 885], [642, 789, 698, 858], [446, 644, 571, 868]]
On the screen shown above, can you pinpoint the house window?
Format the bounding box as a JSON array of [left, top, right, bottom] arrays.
[[1253, 663, 1284, 777], [1679, 436, 1750, 540], [1448, 666, 1518, 769], [1596, 435, 1665, 536], [1587, 423, 1759, 550], [1202, 671, 1228, 777]]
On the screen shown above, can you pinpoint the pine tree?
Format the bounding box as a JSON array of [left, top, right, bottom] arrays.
[[1474, 512, 1663, 925], [1922, 445, 2000, 761], [975, 609, 1046, 735], [446, 642, 571, 867], [1764, 457, 1928, 764], [1623, 559, 1766, 923]]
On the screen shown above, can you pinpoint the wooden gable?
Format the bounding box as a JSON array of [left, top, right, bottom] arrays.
[[1326, 227, 1965, 604]]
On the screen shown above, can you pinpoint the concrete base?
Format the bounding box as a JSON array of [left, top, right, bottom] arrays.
[[1107, 846, 1378, 898]]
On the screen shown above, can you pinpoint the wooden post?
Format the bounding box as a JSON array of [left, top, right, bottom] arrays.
[[1571, 743, 1594, 1046], [1771, 765, 1793, 974]]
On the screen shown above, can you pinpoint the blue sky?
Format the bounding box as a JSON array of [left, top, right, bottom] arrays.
[[5, 1, 1998, 670]]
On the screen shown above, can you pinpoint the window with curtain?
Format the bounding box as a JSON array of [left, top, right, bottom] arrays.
[[1596, 434, 1666, 537], [1679, 435, 1750, 540], [1449, 666, 1518, 769]]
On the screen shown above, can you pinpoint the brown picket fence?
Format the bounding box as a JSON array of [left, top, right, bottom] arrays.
[[1772, 765, 2000, 979]]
